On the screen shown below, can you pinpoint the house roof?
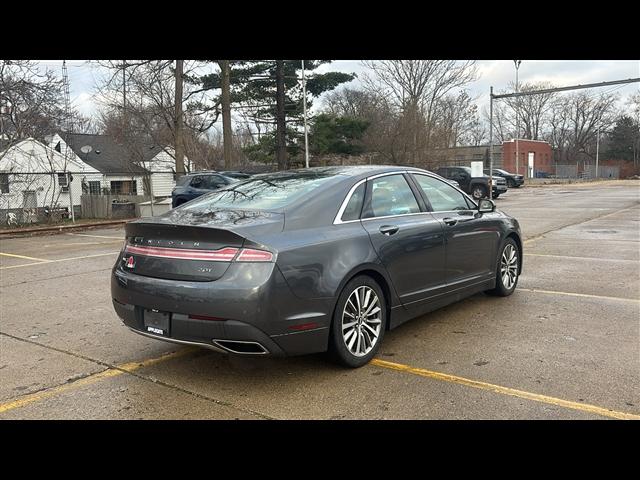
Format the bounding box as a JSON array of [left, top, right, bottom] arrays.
[[1, 138, 96, 173], [61, 133, 167, 174]]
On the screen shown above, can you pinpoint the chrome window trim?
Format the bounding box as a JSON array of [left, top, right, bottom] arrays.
[[334, 170, 428, 225], [333, 178, 368, 224], [360, 211, 434, 222]]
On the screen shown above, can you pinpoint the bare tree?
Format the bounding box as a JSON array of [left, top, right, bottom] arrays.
[[431, 91, 478, 148], [545, 91, 618, 164], [361, 60, 477, 164], [501, 81, 557, 140], [0, 60, 65, 154], [468, 115, 488, 146], [92, 60, 221, 170]]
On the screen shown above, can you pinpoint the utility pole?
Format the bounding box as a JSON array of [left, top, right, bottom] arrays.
[[220, 60, 232, 169], [275, 60, 287, 170], [595, 126, 600, 178], [489, 86, 494, 201], [514, 60, 521, 177], [122, 60, 127, 135], [174, 60, 185, 178], [490, 77, 640, 182], [301, 60, 310, 169]]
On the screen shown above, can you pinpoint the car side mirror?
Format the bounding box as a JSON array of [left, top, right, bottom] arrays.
[[478, 199, 495, 213]]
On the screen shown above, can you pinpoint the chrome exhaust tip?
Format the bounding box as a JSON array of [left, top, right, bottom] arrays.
[[212, 339, 268, 355]]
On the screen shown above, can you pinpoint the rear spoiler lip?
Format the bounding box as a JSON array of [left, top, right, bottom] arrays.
[[124, 212, 284, 255]]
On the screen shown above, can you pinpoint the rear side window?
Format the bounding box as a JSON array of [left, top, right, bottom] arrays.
[[364, 174, 420, 218], [341, 183, 365, 221], [412, 174, 472, 212]]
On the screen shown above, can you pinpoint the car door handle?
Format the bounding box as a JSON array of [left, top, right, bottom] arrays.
[[379, 225, 399, 236], [443, 217, 458, 226]]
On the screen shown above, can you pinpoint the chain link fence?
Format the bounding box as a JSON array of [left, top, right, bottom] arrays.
[[0, 171, 176, 227]]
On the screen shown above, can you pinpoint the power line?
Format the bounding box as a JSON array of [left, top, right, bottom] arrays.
[[493, 78, 640, 99]]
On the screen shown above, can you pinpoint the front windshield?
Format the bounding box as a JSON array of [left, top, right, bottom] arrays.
[[180, 174, 339, 211]]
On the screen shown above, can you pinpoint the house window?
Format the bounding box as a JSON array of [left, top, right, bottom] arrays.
[[89, 181, 101, 195], [58, 173, 69, 192], [0, 173, 9, 193], [110, 180, 137, 195]]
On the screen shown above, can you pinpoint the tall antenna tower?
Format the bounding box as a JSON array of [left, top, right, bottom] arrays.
[[62, 60, 72, 135], [61, 60, 75, 222]]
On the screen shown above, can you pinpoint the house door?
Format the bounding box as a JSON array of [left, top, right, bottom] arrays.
[[22, 190, 38, 223]]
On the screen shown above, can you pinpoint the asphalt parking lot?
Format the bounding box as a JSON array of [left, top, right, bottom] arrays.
[[1, 180, 639, 420]]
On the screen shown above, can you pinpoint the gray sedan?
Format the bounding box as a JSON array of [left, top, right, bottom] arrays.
[[111, 166, 523, 367]]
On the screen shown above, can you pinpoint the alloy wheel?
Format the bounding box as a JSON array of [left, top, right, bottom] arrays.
[[500, 243, 518, 290], [472, 187, 485, 199], [342, 286, 382, 357]]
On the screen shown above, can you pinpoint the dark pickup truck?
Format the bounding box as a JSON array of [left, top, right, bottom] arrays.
[[436, 166, 508, 200]]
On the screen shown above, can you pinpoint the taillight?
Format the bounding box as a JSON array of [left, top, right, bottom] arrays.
[[124, 244, 239, 261], [122, 244, 273, 262], [236, 248, 274, 262]]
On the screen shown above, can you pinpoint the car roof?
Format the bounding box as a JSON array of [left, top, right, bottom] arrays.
[[250, 165, 434, 182], [186, 171, 227, 176]]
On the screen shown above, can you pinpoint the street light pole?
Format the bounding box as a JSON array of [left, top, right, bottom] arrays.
[[514, 60, 521, 176], [595, 126, 600, 178], [489, 86, 494, 201], [301, 60, 310, 169]]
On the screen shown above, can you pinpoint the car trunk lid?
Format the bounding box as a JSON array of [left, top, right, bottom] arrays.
[[122, 209, 283, 282]]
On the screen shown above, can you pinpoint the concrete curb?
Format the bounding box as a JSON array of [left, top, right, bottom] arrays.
[[0, 219, 133, 239]]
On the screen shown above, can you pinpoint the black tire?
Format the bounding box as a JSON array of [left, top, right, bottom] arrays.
[[471, 184, 488, 200], [507, 178, 515, 188], [486, 237, 520, 296], [493, 193, 500, 199], [328, 275, 387, 368]]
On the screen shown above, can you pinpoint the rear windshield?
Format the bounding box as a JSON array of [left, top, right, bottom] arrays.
[[180, 174, 338, 211]]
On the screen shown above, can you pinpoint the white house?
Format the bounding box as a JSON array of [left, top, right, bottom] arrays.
[[0, 138, 98, 219], [48, 133, 190, 198]]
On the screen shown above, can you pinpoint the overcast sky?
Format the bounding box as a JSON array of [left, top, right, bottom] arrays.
[[34, 59, 640, 125]]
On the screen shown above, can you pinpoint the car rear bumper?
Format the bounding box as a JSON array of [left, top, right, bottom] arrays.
[[492, 185, 508, 194], [110, 263, 333, 356]]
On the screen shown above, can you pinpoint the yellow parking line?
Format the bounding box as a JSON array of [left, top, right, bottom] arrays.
[[370, 359, 640, 420], [0, 348, 196, 415], [0, 252, 51, 263], [48, 240, 123, 247], [524, 253, 633, 262], [66, 233, 123, 240], [517, 287, 639, 303], [0, 251, 120, 270]]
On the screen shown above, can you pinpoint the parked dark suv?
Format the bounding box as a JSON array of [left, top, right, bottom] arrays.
[[171, 172, 238, 208], [436, 166, 507, 199], [484, 168, 524, 188], [219, 171, 253, 180]]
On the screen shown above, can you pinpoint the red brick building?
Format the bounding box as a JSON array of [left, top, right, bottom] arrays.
[[502, 139, 553, 177]]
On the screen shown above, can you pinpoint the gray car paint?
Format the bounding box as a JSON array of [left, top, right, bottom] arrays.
[[111, 165, 522, 356]]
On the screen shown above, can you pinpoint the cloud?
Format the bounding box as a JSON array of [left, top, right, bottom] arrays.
[[45, 60, 639, 121]]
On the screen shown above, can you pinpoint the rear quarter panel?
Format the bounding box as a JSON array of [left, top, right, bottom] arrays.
[[275, 222, 388, 301]]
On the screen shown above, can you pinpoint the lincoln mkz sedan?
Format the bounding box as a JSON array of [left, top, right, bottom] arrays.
[[111, 166, 523, 367]]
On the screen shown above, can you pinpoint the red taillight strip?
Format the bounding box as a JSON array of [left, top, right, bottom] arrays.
[[236, 248, 274, 262], [124, 244, 239, 262], [288, 322, 320, 331]]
